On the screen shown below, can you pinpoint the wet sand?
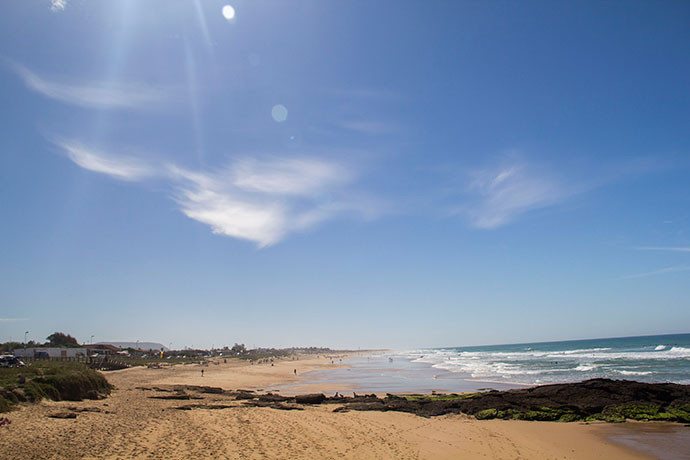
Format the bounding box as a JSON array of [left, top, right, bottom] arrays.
[[0, 356, 658, 459], [599, 422, 690, 460]]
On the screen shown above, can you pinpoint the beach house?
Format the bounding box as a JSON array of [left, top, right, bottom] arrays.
[[13, 347, 87, 359]]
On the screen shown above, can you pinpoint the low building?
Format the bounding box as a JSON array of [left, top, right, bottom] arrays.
[[13, 347, 87, 359], [97, 341, 168, 351], [84, 344, 121, 356]]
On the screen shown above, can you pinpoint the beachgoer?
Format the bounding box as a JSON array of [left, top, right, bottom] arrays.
[[201, 369, 204, 377], [294, 369, 297, 375]]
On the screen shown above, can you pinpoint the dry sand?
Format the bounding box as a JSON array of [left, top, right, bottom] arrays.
[[0, 356, 652, 460]]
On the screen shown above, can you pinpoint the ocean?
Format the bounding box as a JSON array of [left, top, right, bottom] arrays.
[[296, 333, 690, 395], [292, 333, 690, 460], [404, 333, 690, 388]]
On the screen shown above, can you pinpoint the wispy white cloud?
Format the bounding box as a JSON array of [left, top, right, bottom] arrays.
[[14, 64, 167, 110], [171, 171, 288, 247], [54, 139, 155, 181], [619, 265, 690, 280], [169, 157, 359, 247], [231, 157, 349, 196], [462, 161, 569, 229], [337, 120, 397, 134], [0, 318, 28, 322], [51, 0, 67, 12], [54, 139, 376, 246], [638, 246, 690, 252]]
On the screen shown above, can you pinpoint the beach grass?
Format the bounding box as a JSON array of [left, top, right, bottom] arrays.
[[0, 361, 111, 412]]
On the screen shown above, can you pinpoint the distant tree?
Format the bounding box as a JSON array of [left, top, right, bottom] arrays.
[[231, 343, 246, 354], [46, 332, 80, 347], [0, 342, 22, 353]]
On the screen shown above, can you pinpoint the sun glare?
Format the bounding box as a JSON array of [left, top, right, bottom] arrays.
[[222, 5, 235, 20]]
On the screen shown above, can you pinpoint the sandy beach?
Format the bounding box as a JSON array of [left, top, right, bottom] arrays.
[[0, 355, 659, 460]]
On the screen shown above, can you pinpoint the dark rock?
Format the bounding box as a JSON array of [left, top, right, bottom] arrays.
[[48, 412, 77, 419], [295, 393, 326, 404], [174, 404, 236, 411], [196, 386, 224, 394], [258, 393, 291, 402], [80, 407, 103, 413], [242, 401, 303, 411], [322, 379, 690, 422], [174, 385, 225, 394], [149, 391, 203, 400]]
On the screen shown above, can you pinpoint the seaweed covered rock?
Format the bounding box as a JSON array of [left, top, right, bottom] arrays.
[[318, 379, 690, 422], [457, 379, 690, 422]]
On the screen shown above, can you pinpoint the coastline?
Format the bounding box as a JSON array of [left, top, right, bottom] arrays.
[[281, 353, 525, 395], [151, 353, 354, 393], [0, 354, 672, 460]]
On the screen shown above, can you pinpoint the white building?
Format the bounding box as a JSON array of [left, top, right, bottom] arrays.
[[13, 347, 87, 359]]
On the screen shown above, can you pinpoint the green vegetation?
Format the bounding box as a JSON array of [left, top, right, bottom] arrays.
[[475, 408, 501, 420], [234, 346, 340, 361], [474, 407, 583, 422], [471, 403, 690, 423], [594, 403, 690, 423], [237, 349, 294, 361], [0, 342, 23, 353], [1, 331, 81, 352], [0, 361, 111, 413], [118, 355, 203, 366], [46, 332, 81, 347]]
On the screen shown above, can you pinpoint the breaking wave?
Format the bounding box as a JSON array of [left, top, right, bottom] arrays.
[[401, 335, 690, 386]]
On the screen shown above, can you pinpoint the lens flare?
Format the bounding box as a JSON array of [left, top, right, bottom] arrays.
[[271, 104, 288, 122]]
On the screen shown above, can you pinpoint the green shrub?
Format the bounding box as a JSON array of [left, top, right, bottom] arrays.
[[0, 363, 112, 412], [36, 368, 111, 401], [0, 396, 11, 413]]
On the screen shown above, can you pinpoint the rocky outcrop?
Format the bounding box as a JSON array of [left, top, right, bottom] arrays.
[[327, 379, 690, 422], [141, 379, 690, 423]]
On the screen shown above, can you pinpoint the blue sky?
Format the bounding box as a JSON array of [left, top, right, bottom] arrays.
[[1, 0, 689, 349]]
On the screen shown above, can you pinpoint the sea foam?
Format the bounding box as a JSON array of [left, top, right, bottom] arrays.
[[400, 334, 690, 386]]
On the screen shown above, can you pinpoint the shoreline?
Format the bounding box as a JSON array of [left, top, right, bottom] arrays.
[[597, 422, 690, 460], [280, 353, 526, 395], [2, 354, 684, 459], [150, 353, 354, 394]]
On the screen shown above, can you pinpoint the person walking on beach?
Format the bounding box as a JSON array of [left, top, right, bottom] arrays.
[[294, 369, 297, 375], [201, 369, 204, 377]]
